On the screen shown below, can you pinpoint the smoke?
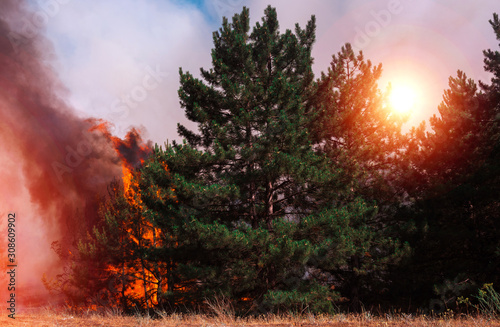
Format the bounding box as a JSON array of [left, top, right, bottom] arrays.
[[0, 0, 149, 310], [39, 0, 499, 140], [42, 0, 212, 144], [89, 120, 151, 169]]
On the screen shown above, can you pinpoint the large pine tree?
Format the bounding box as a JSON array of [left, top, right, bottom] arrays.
[[162, 6, 342, 312], [176, 6, 333, 228], [397, 13, 500, 310], [309, 44, 410, 310]]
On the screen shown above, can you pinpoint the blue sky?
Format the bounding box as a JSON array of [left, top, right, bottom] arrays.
[[28, 0, 500, 143]]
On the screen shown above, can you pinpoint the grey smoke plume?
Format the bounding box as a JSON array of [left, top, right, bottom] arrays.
[[0, 0, 149, 308]]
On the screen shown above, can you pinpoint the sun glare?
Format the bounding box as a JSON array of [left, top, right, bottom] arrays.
[[389, 84, 417, 114]]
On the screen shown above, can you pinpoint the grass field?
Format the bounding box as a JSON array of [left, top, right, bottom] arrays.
[[1, 310, 500, 327]]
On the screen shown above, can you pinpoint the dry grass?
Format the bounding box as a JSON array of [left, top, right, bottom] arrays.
[[1, 309, 500, 327]]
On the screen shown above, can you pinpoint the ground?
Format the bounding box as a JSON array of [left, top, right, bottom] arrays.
[[1, 311, 500, 327]]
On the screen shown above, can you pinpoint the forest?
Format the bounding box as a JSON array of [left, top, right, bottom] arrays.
[[44, 6, 500, 316]]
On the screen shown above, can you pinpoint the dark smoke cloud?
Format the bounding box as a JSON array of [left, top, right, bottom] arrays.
[[88, 120, 152, 169], [0, 0, 149, 309]]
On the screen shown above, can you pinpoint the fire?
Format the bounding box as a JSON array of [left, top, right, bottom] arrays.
[[82, 119, 163, 309], [27, 116, 186, 312], [122, 165, 144, 210], [90, 122, 187, 309], [89, 119, 151, 169], [0, 0, 174, 312], [122, 167, 163, 307], [121, 165, 158, 304]]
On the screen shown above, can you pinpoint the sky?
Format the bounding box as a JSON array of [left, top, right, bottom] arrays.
[[31, 0, 499, 143]]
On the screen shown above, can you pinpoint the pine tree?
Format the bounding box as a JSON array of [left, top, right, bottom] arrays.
[[48, 172, 174, 313], [399, 14, 500, 306], [478, 12, 500, 227], [309, 44, 410, 310], [43, 181, 140, 312], [311, 43, 408, 206], [161, 6, 341, 312], [176, 6, 331, 228], [139, 144, 319, 313], [400, 71, 489, 307]]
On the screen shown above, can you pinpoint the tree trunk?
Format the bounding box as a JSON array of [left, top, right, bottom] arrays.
[[266, 180, 274, 230], [350, 254, 361, 312], [138, 224, 150, 311], [247, 125, 258, 229], [140, 255, 150, 311], [152, 227, 163, 307]]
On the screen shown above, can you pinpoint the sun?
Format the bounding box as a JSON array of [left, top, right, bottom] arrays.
[[389, 84, 417, 114]]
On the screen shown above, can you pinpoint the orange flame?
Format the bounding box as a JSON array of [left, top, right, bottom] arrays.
[[84, 120, 190, 309], [88, 119, 151, 169], [119, 165, 162, 307]]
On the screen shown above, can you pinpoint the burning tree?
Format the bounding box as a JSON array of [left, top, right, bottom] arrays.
[[42, 123, 162, 313]]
